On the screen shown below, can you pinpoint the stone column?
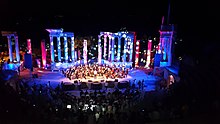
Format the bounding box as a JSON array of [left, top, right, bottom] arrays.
[[41, 39, 47, 69], [98, 35, 102, 64], [146, 39, 152, 68], [168, 36, 173, 66], [123, 37, 127, 62], [71, 36, 75, 62], [27, 39, 32, 54], [103, 35, 107, 60], [15, 36, 20, 62], [49, 35, 54, 63], [75, 51, 77, 61], [57, 36, 61, 62], [108, 35, 111, 61], [111, 36, 115, 61], [135, 40, 140, 67], [64, 36, 68, 62], [129, 38, 133, 62], [83, 39, 87, 65], [117, 37, 121, 61], [7, 36, 13, 62]]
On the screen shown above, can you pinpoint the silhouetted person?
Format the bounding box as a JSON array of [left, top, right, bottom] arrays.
[[138, 80, 141, 89]]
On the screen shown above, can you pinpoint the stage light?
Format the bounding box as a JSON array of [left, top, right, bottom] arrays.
[[67, 105, 71, 109]]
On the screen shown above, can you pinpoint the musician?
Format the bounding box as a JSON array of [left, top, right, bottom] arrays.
[[94, 70, 97, 79]]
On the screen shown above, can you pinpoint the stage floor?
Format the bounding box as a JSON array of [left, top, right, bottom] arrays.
[[20, 68, 161, 92]]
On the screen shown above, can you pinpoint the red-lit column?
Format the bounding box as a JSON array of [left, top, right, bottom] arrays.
[[27, 39, 32, 54], [146, 40, 152, 68], [135, 40, 140, 67], [41, 40, 47, 69]]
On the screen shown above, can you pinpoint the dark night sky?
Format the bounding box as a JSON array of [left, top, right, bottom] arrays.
[[0, 0, 220, 56]]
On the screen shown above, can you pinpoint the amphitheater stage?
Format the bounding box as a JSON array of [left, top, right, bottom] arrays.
[[20, 68, 161, 92]]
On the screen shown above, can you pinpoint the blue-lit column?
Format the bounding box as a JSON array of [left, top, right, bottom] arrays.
[[15, 36, 20, 62], [111, 36, 115, 61], [83, 39, 87, 65], [103, 35, 107, 60], [7, 36, 13, 62], [167, 36, 173, 66], [50, 35, 55, 63], [57, 36, 61, 62], [98, 35, 102, 64], [64, 36, 68, 62], [75, 51, 77, 61], [123, 37, 127, 62], [71, 36, 75, 62], [129, 38, 134, 62], [117, 36, 121, 61], [108, 35, 112, 61]]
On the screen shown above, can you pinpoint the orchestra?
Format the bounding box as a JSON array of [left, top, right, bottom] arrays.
[[63, 64, 129, 80]]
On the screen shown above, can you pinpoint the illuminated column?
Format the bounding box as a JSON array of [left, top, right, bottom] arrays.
[[111, 36, 115, 61], [159, 27, 174, 67], [168, 36, 173, 66], [159, 37, 164, 54], [117, 37, 121, 61], [157, 42, 161, 53], [49, 35, 55, 63], [75, 51, 77, 61], [108, 35, 112, 61], [127, 38, 131, 62], [41, 40, 47, 69], [57, 36, 61, 62], [64, 36, 68, 62], [146, 40, 152, 68], [83, 39, 87, 65], [7, 36, 13, 62], [15, 36, 20, 62], [135, 40, 140, 67], [123, 37, 127, 62], [161, 38, 166, 60], [129, 38, 134, 62], [131, 33, 137, 62], [71, 36, 75, 62], [27, 39, 32, 54], [98, 35, 102, 64], [103, 35, 107, 60]]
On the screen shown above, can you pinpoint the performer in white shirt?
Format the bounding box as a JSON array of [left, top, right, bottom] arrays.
[[94, 70, 97, 79]]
